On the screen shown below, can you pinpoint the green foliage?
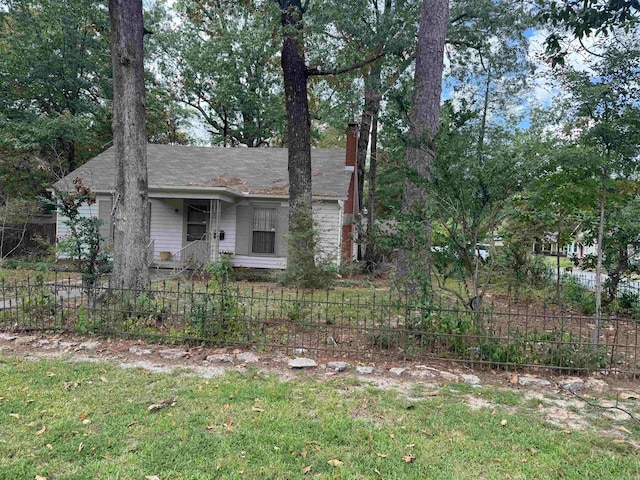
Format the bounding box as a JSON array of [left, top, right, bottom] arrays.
[[280, 206, 335, 290], [44, 179, 111, 294]]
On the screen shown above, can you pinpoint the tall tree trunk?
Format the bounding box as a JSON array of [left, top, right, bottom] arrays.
[[594, 167, 607, 346], [396, 0, 449, 296], [278, 0, 315, 277], [109, 0, 150, 291], [357, 63, 382, 261], [363, 111, 382, 272]]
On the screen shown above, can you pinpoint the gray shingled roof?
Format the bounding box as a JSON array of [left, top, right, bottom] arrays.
[[54, 144, 351, 199]]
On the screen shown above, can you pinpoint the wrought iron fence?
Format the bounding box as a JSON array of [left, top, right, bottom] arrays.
[[1, 275, 639, 374]]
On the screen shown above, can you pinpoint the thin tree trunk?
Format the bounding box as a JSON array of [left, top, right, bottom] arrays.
[[357, 64, 382, 263], [396, 0, 449, 296], [594, 168, 606, 346], [363, 112, 381, 272], [109, 0, 150, 291]]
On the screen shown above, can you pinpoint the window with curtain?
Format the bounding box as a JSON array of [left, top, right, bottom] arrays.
[[252, 207, 276, 254]]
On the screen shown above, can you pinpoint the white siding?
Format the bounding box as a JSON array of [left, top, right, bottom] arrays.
[[313, 201, 342, 265], [56, 202, 98, 240], [217, 203, 236, 254], [231, 255, 287, 269], [149, 198, 183, 260]]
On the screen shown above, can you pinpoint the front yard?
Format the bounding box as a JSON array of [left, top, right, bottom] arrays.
[[0, 351, 639, 479]]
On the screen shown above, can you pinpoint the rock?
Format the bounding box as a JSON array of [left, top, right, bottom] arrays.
[[58, 341, 78, 350], [159, 348, 188, 360], [293, 348, 308, 355], [327, 361, 350, 372], [438, 371, 460, 382], [0, 334, 17, 342], [559, 377, 585, 393], [37, 339, 59, 349], [585, 378, 607, 393], [389, 367, 408, 377], [410, 370, 436, 379], [356, 366, 374, 375], [206, 354, 234, 363], [289, 357, 317, 369], [78, 341, 101, 351], [518, 376, 551, 388], [129, 346, 154, 356], [14, 335, 38, 345], [236, 352, 259, 364], [461, 374, 481, 385]]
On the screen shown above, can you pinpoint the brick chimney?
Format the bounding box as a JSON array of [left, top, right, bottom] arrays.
[[342, 123, 358, 261]]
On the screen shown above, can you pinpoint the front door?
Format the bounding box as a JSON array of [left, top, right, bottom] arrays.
[[184, 201, 210, 266]]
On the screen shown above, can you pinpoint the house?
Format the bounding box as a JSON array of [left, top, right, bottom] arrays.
[[53, 126, 359, 270]]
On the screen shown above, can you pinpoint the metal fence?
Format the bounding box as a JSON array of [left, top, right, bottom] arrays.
[[1, 275, 639, 374]]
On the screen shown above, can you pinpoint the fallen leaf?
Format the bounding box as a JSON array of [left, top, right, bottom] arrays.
[[100, 376, 108, 383], [420, 429, 433, 435], [46, 444, 53, 450], [20, 387, 29, 392], [145, 476, 161, 480], [403, 454, 416, 463], [78, 442, 84, 452], [82, 419, 91, 425], [224, 420, 234, 432], [500, 419, 507, 427], [406, 444, 415, 448], [206, 425, 216, 430], [389, 433, 395, 439], [374, 468, 382, 476], [46, 372, 55, 377], [618, 426, 632, 434], [376, 452, 387, 458], [148, 397, 177, 413], [10, 413, 20, 419], [127, 421, 138, 427], [251, 406, 264, 412], [510, 374, 519, 384], [300, 450, 307, 458], [274, 446, 280, 451], [327, 459, 343, 467], [35, 476, 47, 480], [302, 465, 312, 474], [36, 426, 46, 436]]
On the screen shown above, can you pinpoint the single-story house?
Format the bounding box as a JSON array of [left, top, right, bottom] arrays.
[[53, 126, 359, 270]]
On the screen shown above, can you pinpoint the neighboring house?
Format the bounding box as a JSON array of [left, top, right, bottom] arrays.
[[53, 126, 359, 270]]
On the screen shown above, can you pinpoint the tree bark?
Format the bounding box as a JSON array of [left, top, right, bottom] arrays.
[[594, 167, 607, 346], [278, 0, 315, 274], [109, 0, 150, 291], [363, 111, 382, 272], [396, 0, 449, 296]]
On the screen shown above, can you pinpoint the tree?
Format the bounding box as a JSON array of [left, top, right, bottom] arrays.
[[536, 0, 640, 66], [395, 0, 449, 296], [108, 0, 150, 291]]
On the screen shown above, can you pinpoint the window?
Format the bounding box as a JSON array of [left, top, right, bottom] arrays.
[[186, 202, 210, 241], [252, 207, 276, 254]]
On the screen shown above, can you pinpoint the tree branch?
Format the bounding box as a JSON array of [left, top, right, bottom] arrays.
[[306, 51, 385, 77]]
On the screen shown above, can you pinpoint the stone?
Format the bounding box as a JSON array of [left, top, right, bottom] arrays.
[[14, 335, 38, 345], [159, 348, 188, 360], [129, 346, 154, 356], [559, 377, 585, 393], [37, 339, 59, 349], [327, 361, 350, 372], [293, 348, 308, 355], [389, 367, 408, 377], [236, 352, 259, 364], [410, 370, 436, 379], [585, 378, 608, 393], [206, 354, 234, 363], [438, 371, 460, 382], [356, 366, 374, 375], [461, 374, 481, 385], [0, 334, 17, 342], [58, 341, 78, 350], [518, 376, 551, 388], [78, 341, 101, 351], [289, 357, 317, 369]]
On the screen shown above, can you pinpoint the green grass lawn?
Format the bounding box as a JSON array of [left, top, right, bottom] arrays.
[[1, 357, 638, 479]]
